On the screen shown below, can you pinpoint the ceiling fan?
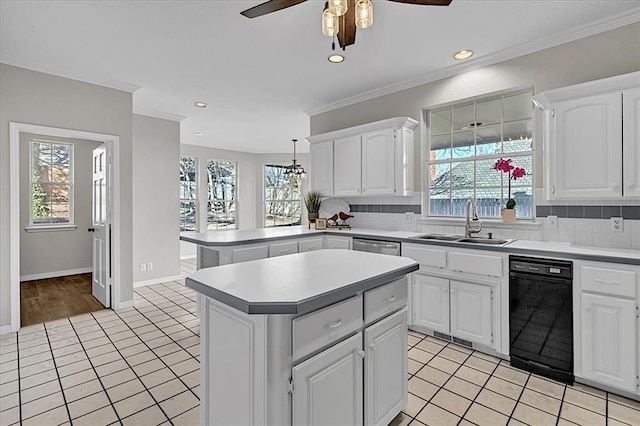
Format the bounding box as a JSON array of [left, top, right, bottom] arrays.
[[240, 0, 452, 51]]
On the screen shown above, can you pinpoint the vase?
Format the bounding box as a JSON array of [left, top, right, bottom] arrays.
[[308, 212, 319, 223], [500, 208, 516, 223]]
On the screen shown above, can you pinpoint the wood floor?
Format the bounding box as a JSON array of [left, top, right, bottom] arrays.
[[20, 273, 105, 327]]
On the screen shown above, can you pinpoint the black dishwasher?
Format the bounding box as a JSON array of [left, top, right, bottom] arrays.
[[509, 256, 574, 384]]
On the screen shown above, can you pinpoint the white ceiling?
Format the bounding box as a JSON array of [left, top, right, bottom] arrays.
[[1, 1, 638, 153]]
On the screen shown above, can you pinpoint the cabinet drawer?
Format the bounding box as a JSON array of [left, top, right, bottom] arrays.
[[268, 241, 299, 257], [402, 244, 446, 269], [581, 266, 636, 298], [448, 251, 503, 277], [325, 237, 351, 250], [232, 245, 268, 264], [293, 295, 363, 361], [298, 238, 324, 253], [364, 278, 407, 325]]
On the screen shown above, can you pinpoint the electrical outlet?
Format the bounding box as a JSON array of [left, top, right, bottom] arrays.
[[611, 217, 624, 233], [140, 263, 147, 272], [147, 262, 153, 271], [546, 215, 558, 230], [405, 212, 415, 222]]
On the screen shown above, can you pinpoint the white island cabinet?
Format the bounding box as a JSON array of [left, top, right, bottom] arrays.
[[186, 250, 418, 426]]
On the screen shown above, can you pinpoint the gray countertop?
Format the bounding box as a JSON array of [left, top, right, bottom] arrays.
[[185, 250, 419, 315], [180, 226, 640, 265]]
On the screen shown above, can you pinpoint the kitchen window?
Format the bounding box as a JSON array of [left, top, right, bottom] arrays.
[[180, 156, 197, 231], [264, 165, 301, 227], [30, 139, 74, 227], [206, 160, 237, 230], [426, 90, 534, 219]]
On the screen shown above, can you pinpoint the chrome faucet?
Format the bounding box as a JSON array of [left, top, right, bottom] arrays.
[[465, 199, 483, 238]]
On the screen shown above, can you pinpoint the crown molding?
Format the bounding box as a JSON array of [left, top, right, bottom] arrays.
[[134, 108, 186, 122], [1, 55, 141, 93], [305, 9, 640, 116]]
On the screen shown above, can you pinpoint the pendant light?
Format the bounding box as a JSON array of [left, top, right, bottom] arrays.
[[322, 5, 339, 37], [327, 0, 348, 16], [355, 0, 373, 29], [285, 139, 307, 180]]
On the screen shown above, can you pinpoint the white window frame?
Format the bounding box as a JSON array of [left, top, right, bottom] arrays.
[[263, 164, 302, 228], [206, 159, 238, 230], [180, 156, 198, 232], [424, 90, 535, 220], [28, 139, 75, 230]]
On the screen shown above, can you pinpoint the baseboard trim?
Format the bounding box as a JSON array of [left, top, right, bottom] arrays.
[[21, 267, 92, 282], [115, 300, 134, 310], [0, 325, 14, 335], [133, 275, 183, 288]]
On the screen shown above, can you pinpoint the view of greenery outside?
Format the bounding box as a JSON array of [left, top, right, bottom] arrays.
[[427, 91, 534, 219], [207, 160, 237, 230], [179, 157, 197, 231], [264, 165, 301, 227], [31, 140, 72, 225]]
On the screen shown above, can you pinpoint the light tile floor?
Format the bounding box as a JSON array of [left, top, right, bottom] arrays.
[[1, 260, 639, 425]]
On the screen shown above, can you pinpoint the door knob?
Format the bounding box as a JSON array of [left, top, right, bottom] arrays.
[[88, 228, 95, 232]]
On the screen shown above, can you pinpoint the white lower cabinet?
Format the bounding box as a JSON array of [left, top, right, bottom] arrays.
[[364, 308, 408, 426], [298, 237, 324, 253], [231, 244, 269, 263], [292, 333, 364, 426], [325, 236, 352, 250], [268, 241, 298, 257], [412, 273, 495, 348], [580, 292, 637, 392]]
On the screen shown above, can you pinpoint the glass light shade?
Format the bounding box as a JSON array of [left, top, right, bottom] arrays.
[[322, 9, 339, 37], [355, 0, 373, 29], [328, 0, 348, 16]]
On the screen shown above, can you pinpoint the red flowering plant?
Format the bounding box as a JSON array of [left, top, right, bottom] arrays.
[[493, 158, 526, 210]]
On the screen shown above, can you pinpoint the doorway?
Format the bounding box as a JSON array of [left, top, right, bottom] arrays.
[[9, 122, 122, 333]]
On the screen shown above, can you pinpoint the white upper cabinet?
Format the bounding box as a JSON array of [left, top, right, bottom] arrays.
[[334, 135, 363, 196], [307, 117, 418, 197], [362, 129, 395, 195], [534, 72, 640, 200], [623, 87, 640, 198], [309, 140, 334, 196]]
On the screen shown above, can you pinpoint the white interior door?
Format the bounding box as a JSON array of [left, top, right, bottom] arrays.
[[91, 145, 110, 307]]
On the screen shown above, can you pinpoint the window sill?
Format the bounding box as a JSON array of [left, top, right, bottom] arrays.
[[25, 225, 78, 233], [417, 217, 543, 230]]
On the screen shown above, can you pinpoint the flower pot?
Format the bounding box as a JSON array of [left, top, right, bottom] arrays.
[[501, 208, 516, 223], [308, 212, 319, 223]]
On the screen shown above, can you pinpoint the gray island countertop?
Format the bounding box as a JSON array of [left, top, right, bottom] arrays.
[[185, 249, 419, 315]]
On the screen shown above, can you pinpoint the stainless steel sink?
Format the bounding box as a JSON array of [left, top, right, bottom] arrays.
[[412, 234, 514, 246]]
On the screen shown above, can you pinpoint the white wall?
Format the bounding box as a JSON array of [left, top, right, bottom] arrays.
[[132, 114, 181, 283], [0, 64, 134, 328], [19, 133, 102, 279]]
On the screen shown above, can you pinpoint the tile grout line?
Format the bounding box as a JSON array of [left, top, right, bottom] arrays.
[[39, 319, 73, 424], [454, 349, 502, 425], [555, 380, 568, 426]]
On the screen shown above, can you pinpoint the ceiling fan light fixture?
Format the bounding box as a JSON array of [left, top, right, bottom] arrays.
[[194, 101, 208, 108], [453, 49, 474, 60], [322, 7, 339, 36], [328, 54, 345, 63], [355, 0, 373, 29], [328, 0, 349, 16]]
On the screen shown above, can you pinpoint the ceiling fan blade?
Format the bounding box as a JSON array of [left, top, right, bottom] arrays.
[[240, 0, 307, 18], [337, 0, 357, 49], [387, 0, 453, 5]]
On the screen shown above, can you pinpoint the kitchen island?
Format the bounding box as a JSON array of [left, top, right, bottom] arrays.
[[186, 250, 418, 426]]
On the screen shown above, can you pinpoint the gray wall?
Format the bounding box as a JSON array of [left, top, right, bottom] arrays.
[[19, 133, 102, 278], [0, 64, 134, 327], [310, 23, 640, 192], [133, 114, 181, 283]]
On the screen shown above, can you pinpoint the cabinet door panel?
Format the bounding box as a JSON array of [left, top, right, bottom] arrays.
[[310, 140, 334, 196], [292, 333, 363, 426], [580, 293, 636, 392], [334, 136, 362, 196], [231, 245, 268, 264], [450, 281, 493, 347], [552, 93, 622, 199], [623, 87, 640, 199], [365, 308, 408, 426], [362, 129, 395, 195], [412, 274, 449, 333]]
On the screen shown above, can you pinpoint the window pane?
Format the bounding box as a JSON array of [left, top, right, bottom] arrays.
[[503, 92, 532, 122], [207, 201, 237, 230], [452, 104, 475, 131], [179, 157, 197, 200], [430, 134, 452, 160], [475, 125, 501, 156], [450, 161, 474, 190], [476, 98, 502, 127], [430, 108, 451, 134], [207, 160, 236, 201], [264, 165, 301, 227], [503, 122, 533, 153], [51, 144, 70, 183], [265, 201, 301, 227], [429, 192, 451, 216], [476, 187, 502, 217], [452, 131, 475, 158], [33, 142, 52, 182], [50, 184, 70, 223], [180, 201, 197, 231], [32, 182, 51, 223]]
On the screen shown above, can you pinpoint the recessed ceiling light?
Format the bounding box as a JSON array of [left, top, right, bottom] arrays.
[[194, 102, 207, 108], [328, 54, 345, 63], [194, 132, 204, 136], [453, 49, 473, 60]]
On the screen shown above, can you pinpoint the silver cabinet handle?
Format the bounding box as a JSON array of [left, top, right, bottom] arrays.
[[594, 278, 620, 286], [384, 295, 396, 303], [324, 319, 342, 329]]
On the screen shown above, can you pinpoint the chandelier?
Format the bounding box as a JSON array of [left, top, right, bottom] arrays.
[[285, 139, 307, 179]]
